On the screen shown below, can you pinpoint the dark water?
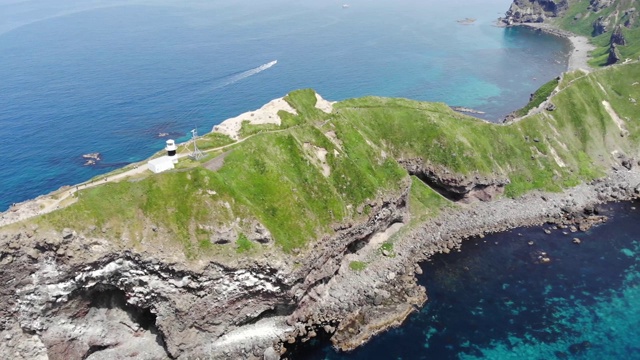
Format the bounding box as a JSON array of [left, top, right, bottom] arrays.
[[294, 200, 640, 359], [0, 0, 570, 211]]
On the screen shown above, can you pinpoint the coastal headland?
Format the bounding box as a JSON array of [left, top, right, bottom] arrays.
[[2, 2, 640, 359]]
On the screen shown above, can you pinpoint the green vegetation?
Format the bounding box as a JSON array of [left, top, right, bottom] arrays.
[[513, 77, 559, 117], [381, 242, 393, 253], [31, 62, 640, 259], [349, 261, 368, 271], [558, 69, 588, 89], [408, 176, 452, 220], [238, 121, 281, 138], [556, 0, 640, 66], [380, 241, 396, 257], [236, 234, 254, 253], [238, 89, 330, 138], [197, 132, 235, 150]]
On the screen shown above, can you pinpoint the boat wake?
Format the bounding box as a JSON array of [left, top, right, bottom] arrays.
[[217, 60, 278, 89], [109, 60, 278, 108]]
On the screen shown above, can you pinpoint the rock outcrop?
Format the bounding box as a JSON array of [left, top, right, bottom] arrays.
[[0, 184, 416, 359], [399, 159, 510, 203], [589, 0, 614, 12], [608, 42, 622, 64], [502, 0, 570, 24], [593, 15, 610, 35], [611, 24, 627, 45]]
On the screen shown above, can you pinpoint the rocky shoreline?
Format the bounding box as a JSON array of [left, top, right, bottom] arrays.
[[275, 165, 640, 357], [2, 74, 640, 360], [1, 6, 639, 359], [5, 160, 638, 360]]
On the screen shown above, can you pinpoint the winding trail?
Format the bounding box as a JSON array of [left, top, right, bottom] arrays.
[[0, 92, 331, 229], [0, 132, 263, 228]]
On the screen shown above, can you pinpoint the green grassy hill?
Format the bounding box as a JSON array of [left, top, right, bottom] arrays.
[[32, 62, 640, 258]]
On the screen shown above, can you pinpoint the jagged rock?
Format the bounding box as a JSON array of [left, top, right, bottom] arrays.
[[263, 346, 279, 360], [323, 325, 335, 334], [583, 206, 598, 216], [61, 228, 74, 239], [593, 16, 609, 36], [414, 265, 423, 275], [589, 0, 614, 12], [0, 255, 13, 265], [607, 43, 622, 65], [250, 222, 273, 244], [622, 157, 635, 170], [545, 102, 556, 111], [611, 25, 627, 46], [25, 248, 40, 260], [398, 158, 509, 203], [502, 0, 569, 24], [624, 8, 637, 28]]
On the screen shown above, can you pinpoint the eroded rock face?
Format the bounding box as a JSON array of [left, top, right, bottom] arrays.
[[611, 25, 627, 45], [608, 43, 622, 64], [593, 15, 609, 35], [0, 184, 415, 359], [399, 158, 510, 203], [37, 285, 166, 360], [0, 232, 295, 359], [502, 0, 570, 24], [589, 0, 614, 12]]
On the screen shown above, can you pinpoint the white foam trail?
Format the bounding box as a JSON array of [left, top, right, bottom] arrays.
[[220, 60, 278, 87]]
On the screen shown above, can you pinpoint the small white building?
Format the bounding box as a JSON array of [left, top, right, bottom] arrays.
[[147, 156, 175, 174]]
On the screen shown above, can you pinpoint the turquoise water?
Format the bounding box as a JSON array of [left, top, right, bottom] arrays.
[[0, 0, 570, 211], [293, 201, 640, 359], [4, 3, 639, 359]]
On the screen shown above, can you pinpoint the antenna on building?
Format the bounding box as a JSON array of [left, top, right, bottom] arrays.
[[189, 128, 204, 160]]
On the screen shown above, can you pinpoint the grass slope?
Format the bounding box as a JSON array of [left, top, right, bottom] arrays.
[[34, 63, 640, 258], [557, 0, 640, 66]]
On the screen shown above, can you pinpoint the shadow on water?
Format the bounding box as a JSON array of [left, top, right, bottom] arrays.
[[290, 200, 640, 359]]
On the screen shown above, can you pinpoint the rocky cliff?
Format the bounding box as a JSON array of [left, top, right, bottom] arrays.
[[502, 0, 570, 24], [0, 188, 417, 359], [2, 62, 640, 359]]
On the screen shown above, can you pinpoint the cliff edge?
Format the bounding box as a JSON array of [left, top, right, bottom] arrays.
[[2, 62, 640, 359]]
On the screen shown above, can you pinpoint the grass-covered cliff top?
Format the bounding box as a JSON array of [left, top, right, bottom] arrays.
[[556, 0, 640, 66], [32, 62, 640, 258]]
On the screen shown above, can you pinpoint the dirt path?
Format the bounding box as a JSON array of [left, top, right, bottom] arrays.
[[0, 132, 268, 228]]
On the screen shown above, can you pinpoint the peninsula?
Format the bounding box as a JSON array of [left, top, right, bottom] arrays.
[[1, 1, 640, 359]]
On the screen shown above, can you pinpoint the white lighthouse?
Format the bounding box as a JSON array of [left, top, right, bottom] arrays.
[[165, 139, 178, 163]]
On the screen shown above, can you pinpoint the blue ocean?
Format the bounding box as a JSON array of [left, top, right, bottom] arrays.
[[6, 2, 637, 359], [294, 201, 640, 359], [0, 0, 569, 211]]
